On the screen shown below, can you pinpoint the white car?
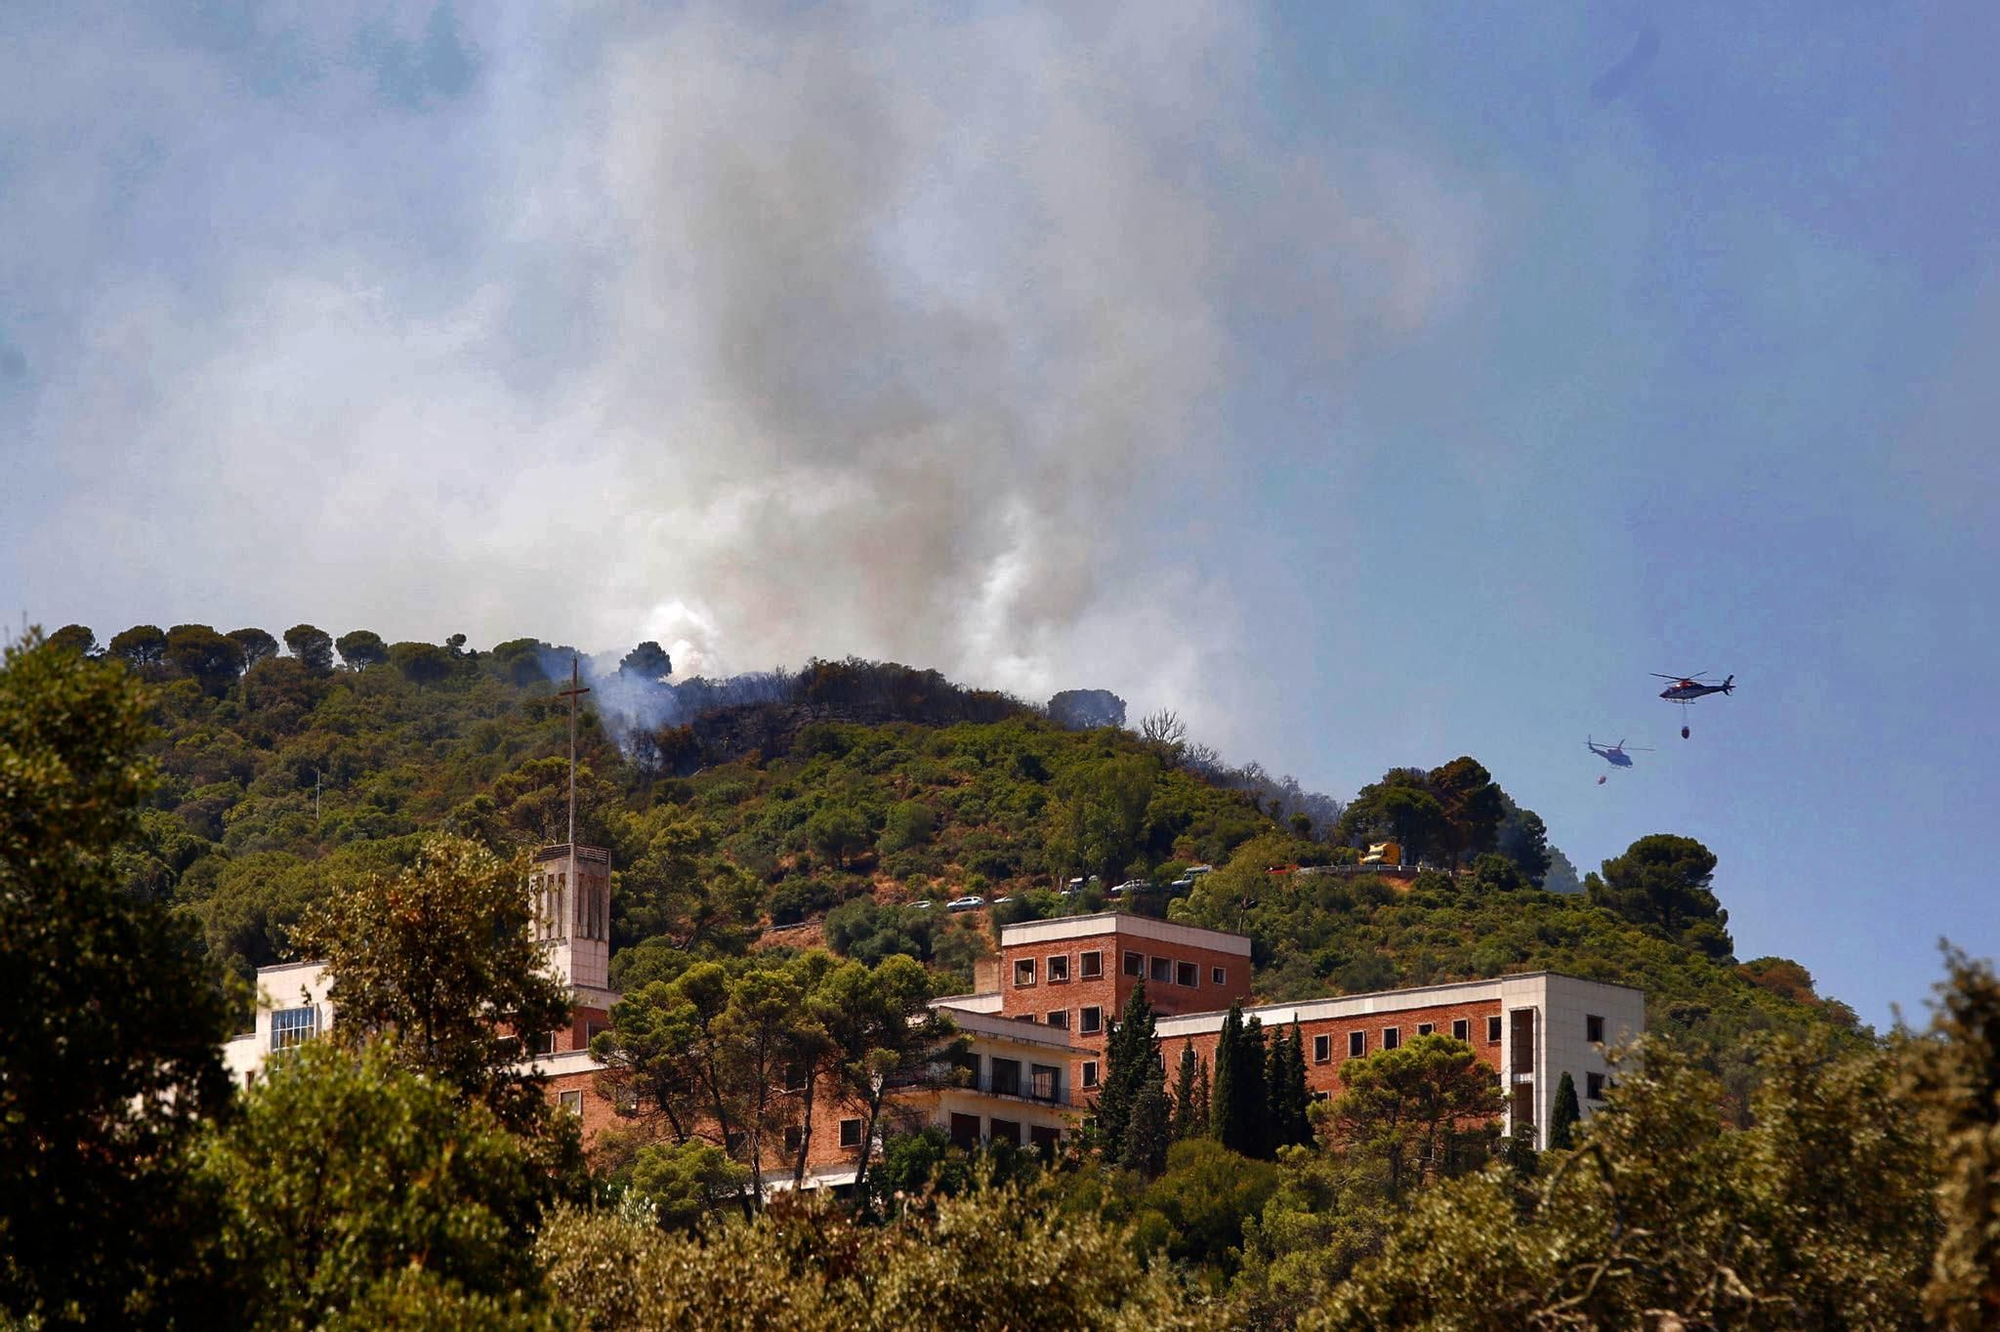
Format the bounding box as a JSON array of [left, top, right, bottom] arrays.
[[910, 899, 934, 910], [946, 894, 986, 912], [1111, 879, 1152, 896]]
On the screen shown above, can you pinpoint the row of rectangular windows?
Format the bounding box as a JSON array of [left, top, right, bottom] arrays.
[[1015, 1005, 1104, 1034], [1013, 951, 1227, 989], [1310, 1016, 1484, 1062], [1268, 1011, 1614, 1065]]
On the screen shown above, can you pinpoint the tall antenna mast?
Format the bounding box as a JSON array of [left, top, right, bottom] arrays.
[[556, 656, 591, 847]]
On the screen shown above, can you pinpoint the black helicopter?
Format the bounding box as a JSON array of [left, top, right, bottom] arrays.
[[1654, 672, 1734, 738]]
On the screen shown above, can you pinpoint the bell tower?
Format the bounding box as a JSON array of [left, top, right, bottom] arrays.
[[531, 657, 615, 1002]]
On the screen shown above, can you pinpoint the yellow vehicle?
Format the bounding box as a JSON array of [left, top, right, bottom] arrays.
[[1360, 841, 1402, 867]]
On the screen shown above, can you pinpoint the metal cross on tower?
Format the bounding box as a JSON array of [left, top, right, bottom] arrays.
[[556, 656, 591, 848]]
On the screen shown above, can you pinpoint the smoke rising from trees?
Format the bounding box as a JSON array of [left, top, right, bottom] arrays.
[[10, 3, 1481, 749]]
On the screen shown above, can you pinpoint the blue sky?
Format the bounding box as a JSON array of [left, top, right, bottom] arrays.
[[3, 2, 1993, 1027]]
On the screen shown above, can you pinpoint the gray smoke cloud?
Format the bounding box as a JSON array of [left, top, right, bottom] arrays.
[[13, 2, 1482, 740]]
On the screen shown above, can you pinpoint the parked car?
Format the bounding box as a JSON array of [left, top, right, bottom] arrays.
[[1111, 879, 1152, 896], [990, 895, 1013, 906], [946, 894, 986, 912], [910, 899, 934, 910], [1169, 875, 1195, 889]]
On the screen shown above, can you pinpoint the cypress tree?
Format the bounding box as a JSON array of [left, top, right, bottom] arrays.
[[1264, 1023, 1291, 1146], [1267, 1022, 1312, 1149], [1210, 1003, 1245, 1153], [1193, 1053, 1212, 1139], [1548, 1071, 1582, 1150], [1121, 1047, 1173, 1177], [1170, 1039, 1201, 1140], [1094, 984, 1157, 1162], [1236, 1015, 1270, 1158]]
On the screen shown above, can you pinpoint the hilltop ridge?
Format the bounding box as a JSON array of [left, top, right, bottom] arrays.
[[54, 623, 1855, 1080]]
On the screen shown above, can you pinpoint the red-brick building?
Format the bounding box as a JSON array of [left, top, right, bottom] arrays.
[[225, 869, 1645, 1194]]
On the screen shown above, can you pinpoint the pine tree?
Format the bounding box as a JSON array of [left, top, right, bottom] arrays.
[[1548, 1071, 1582, 1150], [1121, 1048, 1173, 1177], [1094, 984, 1157, 1162], [1170, 1039, 1201, 1140], [1210, 1003, 1245, 1153]]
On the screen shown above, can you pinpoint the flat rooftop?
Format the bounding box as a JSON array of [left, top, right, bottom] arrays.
[[998, 911, 1253, 957]]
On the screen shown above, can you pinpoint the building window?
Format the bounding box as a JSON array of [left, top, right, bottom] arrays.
[[1014, 958, 1036, 986], [784, 1125, 804, 1153], [991, 1058, 1022, 1097], [783, 1061, 809, 1091], [558, 1090, 583, 1116], [1080, 1006, 1103, 1034], [1046, 1009, 1068, 1030], [532, 1030, 558, 1056], [1453, 1018, 1470, 1042], [586, 1022, 607, 1043], [1082, 1060, 1100, 1088], [949, 1113, 981, 1149], [1123, 951, 1144, 977], [1150, 956, 1172, 984], [1487, 1015, 1503, 1043], [1382, 1027, 1400, 1051], [1030, 1064, 1060, 1101], [1587, 1072, 1607, 1101], [1080, 950, 1103, 979], [1349, 1030, 1366, 1058], [1416, 1023, 1433, 1038], [1313, 1034, 1331, 1063], [1586, 1014, 1605, 1044], [1047, 955, 1070, 983], [271, 1006, 318, 1052], [839, 1118, 863, 1148], [1176, 961, 1198, 987], [1310, 1089, 1332, 1102], [1030, 1124, 1061, 1157], [989, 1118, 1022, 1146], [1212, 966, 1226, 985]]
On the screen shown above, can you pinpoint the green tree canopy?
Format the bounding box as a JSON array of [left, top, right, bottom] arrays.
[[1325, 1033, 1503, 1200], [334, 629, 389, 670], [1425, 756, 1504, 870], [46, 623, 97, 655], [0, 632, 236, 1328], [389, 639, 455, 690], [1335, 771, 1446, 866], [282, 622, 335, 672], [1321, 1036, 1938, 1331], [290, 833, 577, 1142], [165, 623, 248, 695], [619, 641, 673, 681], [1903, 946, 2000, 1327], [1590, 833, 1735, 961], [629, 1139, 751, 1232], [201, 1038, 556, 1331], [108, 622, 168, 668], [1095, 983, 1159, 1161], [1548, 1070, 1582, 1150], [227, 626, 279, 668]]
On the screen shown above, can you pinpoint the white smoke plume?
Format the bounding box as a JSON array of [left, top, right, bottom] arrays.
[[14, 3, 1482, 744]]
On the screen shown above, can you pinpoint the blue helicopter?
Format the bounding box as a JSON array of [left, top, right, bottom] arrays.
[[1586, 736, 1653, 783]]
